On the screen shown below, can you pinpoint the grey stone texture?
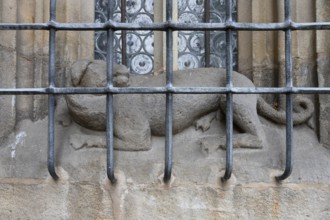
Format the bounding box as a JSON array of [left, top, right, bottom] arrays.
[[0, 1, 330, 219], [66, 60, 313, 151], [0, 60, 328, 219], [0, 0, 95, 144], [0, 106, 330, 219], [0, 46, 16, 143], [317, 57, 330, 149]]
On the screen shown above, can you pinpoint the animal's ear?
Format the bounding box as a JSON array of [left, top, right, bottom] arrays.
[[114, 64, 129, 76], [113, 64, 130, 87], [70, 60, 91, 86]]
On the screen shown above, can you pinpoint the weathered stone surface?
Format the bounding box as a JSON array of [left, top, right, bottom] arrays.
[[0, 1, 17, 143], [0, 109, 329, 219], [0, 174, 115, 220], [0, 1, 329, 219], [70, 60, 130, 88], [317, 58, 330, 149], [66, 60, 314, 151], [0, 53, 16, 143], [0, 0, 95, 142]]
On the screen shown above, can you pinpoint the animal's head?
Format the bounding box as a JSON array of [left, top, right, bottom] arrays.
[[70, 59, 130, 88], [113, 64, 130, 87]]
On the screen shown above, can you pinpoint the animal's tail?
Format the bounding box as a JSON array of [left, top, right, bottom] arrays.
[[257, 96, 314, 125]]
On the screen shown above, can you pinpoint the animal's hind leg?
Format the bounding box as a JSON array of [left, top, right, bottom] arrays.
[[218, 94, 264, 149], [114, 108, 152, 151], [232, 94, 264, 148]]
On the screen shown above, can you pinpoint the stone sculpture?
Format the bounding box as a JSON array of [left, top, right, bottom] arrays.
[[66, 60, 314, 151]]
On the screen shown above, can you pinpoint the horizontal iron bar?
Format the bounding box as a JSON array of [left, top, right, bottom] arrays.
[[1, 21, 330, 31], [1, 87, 330, 95]]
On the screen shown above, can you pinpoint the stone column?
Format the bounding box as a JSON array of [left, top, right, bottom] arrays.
[[32, 0, 50, 120], [316, 0, 330, 149], [0, 0, 94, 141], [56, 0, 94, 86], [154, 0, 178, 74], [238, 0, 321, 144], [0, 0, 17, 142], [238, 0, 279, 104], [277, 0, 317, 108], [16, 0, 38, 120], [153, 1, 164, 74]]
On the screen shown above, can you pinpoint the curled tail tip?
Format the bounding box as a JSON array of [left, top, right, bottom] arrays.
[[257, 96, 314, 125], [292, 96, 314, 124]]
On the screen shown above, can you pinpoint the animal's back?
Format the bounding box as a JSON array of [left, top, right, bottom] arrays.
[[136, 68, 230, 135]]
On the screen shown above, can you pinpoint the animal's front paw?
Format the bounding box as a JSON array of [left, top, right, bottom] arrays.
[[195, 111, 217, 132], [232, 134, 263, 149]]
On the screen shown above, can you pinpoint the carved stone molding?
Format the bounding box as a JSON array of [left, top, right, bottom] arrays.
[[0, 0, 329, 148], [238, 0, 330, 148], [0, 0, 94, 142]]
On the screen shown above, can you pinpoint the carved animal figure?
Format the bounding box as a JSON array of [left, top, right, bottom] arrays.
[[66, 60, 314, 151]]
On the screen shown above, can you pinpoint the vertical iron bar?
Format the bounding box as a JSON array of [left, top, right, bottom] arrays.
[[163, 0, 173, 183], [222, 0, 234, 181], [164, 93, 173, 182], [204, 0, 211, 67], [121, 0, 127, 66], [106, 0, 116, 183], [48, 93, 58, 180], [276, 0, 293, 181], [48, 0, 59, 180]]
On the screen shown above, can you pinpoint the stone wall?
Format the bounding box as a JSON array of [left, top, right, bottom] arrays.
[[0, 0, 94, 142], [1, 1, 330, 147], [316, 0, 330, 148], [0, 0, 18, 143], [237, 0, 330, 149], [1, 107, 330, 219], [0, 1, 330, 219]]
